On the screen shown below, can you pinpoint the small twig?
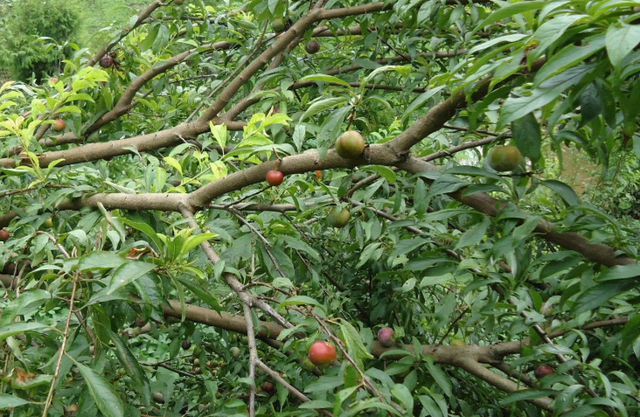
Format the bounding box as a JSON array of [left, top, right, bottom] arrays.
[[255, 360, 333, 417], [41, 271, 80, 417], [437, 307, 468, 345]]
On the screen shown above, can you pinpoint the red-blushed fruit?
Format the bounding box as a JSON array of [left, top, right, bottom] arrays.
[[135, 317, 146, 327], [534, 365, 555, 379], [52, 119, 66, 132], [336, 130, 366, 159], [49, 77, 58, 83], [230, 346, 241, 358], [262, 381, 275, 394], [305, 40, 321, 54], [309, 341, 336, 366], [0, 229, 9, 241], [170, 179, 181, 187], [487, 145, 522, 172], [266, 170, 284, 186], [193, 367, 202, 375], [315, 170, 322, 180], [182, 341, 191, 350], [377, 327, 394, 347], [99, 55, 114, 68], [66, 404, 80, 414]]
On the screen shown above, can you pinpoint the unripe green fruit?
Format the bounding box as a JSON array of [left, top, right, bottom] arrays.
[[451, 339, 465, 347], [487, 145, 522, 172], [43, 218, 54, 228], [152, 392, 165, 404], [230, 347, 241, 358], [336, 130, 366, 159], [272, 18, 286, 32], [327, 207, 350, 228]]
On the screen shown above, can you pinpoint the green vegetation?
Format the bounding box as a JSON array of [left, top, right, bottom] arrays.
[[1, 1, 640, 416]]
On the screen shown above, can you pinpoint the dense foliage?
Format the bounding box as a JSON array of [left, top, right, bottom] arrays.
[[0, 0, 79, 81], [1, 1, 640, 417]]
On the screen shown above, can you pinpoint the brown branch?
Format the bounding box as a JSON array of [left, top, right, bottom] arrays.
[[178, 204, 294, 330], [457, 358, 553, 411]]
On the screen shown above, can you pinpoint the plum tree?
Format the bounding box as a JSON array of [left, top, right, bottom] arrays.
[[0, 1, 638, 416]]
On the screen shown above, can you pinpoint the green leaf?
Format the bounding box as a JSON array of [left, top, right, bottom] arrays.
[[364, 166, 396, 183], [605, 23, 640, 69], [534, 35, 605, 85], [300, 97, 348, 121], [500, 65, 594, 127], [181, 232, 216, 256], [74, 361, 124, 417], [278, 296, 326, 312], [298, 74, 353, 89], [553, 384, 584, 414], [280, 235, 321, 261], [340, 320, 374, 360], [361, 65, 411, 86], [531, 15, 586, 60], [120, 219, 165, 253], [318, 106, 352, 149], [455, 217, 490, 250], [391, 384, 414, 413], [511, 113, 541, 162], [572, 279, 638, 314], [598, 264, 640, 281], [107, 329, 148, 387], [541, 180, 580, 206], [107, 261, 156, 295], [499, 389, 554, 405], [0, 323, 48, 342], [176, 275, 221, 312], [0, 394, 29, 409], [476, 2, 545, 30], [424, 357, 452, 397], [79, 252, 126, 271], [401, 86, 445, 121], [0, 290, 50, 327]]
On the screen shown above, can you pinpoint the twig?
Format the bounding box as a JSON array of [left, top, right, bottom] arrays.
[[255, 360, 333, 417], [41, 271, 80, 417]]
